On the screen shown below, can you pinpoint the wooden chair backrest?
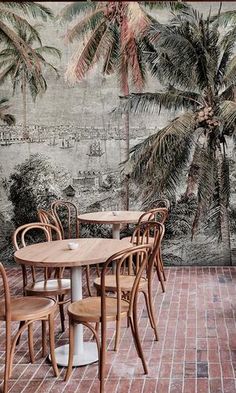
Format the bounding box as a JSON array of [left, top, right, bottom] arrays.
[[131, 221, 165, 274], [138, 207, 168, 225], [0, 262, 11, 322], [51, 200, 79, 239], [12, 223, 62, 286], [100, 245, 152, 321], [38, 209, 60, 239]]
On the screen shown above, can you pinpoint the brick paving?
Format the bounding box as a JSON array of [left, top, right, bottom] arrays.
[[1, 266, 236, 392]]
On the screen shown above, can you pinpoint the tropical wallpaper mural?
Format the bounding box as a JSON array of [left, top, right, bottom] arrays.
[[1, 1, 236, 266]]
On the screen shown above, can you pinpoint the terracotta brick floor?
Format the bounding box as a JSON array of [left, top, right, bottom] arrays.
[[1, 266, 236, 392]]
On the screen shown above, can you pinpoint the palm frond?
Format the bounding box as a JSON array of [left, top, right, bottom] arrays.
[[142, 1, 189, 11], [0, 8, 42, 46], [126, 36, 146, 92], [0, 20, 41, 73], [219, 85, 235, 101], [35, 46, 61, 60], [218, 100, 236, 129], [210, 10, 236, 27], [66, 8, 105, 43], [222, 54, 236, 88], [2, 2, 54, 21], [59, 1, 97, 22], [66, 21, 107, 82], [0, 97, 15, 125], [216, 27, 236, 88], [120, 89, 202, 114], [102, 25, 119, 75], [124, 112, 196, 199]]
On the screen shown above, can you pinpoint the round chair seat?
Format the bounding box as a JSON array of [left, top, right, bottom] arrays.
[[94, 275, 147, 292], [68, 296, 129, 323], [0, 296, 56, 321], [25, 278, 71, 296]]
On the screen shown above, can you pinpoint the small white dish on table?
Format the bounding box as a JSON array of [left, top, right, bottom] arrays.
[[67, 242, 79, 250]]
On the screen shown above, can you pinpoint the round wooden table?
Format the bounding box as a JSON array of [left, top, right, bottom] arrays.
[[14, 238, 132, 367], [78, 210, 145, 239]]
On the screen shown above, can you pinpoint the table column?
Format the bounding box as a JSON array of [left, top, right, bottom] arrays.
[[51, 266, 98, 367], [112, 223, 121, 239]]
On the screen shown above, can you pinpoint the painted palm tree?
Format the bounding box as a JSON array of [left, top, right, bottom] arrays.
[[0, 98, 15, 125], [0, 25, 61, 139], [0, 2, 53, 81], [121, 7, 236, 258], [60, 1, 187, 209]]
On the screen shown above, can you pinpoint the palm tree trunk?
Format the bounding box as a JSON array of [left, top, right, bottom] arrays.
[[221, 205, 232, 265], [124, 110, 130, 210], [122, 69, 130, 211], [183, 144, 201, 200], [217, 149, 232, 265], [22, 71, 28, 140]]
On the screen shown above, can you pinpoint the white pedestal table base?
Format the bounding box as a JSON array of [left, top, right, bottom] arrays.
[[49, 343, 98, 367]]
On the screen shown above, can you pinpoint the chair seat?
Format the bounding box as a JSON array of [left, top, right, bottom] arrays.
[[25, 278, 71, 296], [0, 296, 56, 321], [68, 296, 129, 323], [94, 275, 147, 292]]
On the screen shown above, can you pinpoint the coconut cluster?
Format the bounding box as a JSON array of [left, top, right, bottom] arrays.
[[197, 106, 219, 127]]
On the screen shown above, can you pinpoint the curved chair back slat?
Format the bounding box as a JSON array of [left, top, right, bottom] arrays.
[[51, 200, 79, 239], [12, 223, 62, 286], [130, 221, 164, 273], [138, 207, 168, 225], [0, 262, 11, 321]]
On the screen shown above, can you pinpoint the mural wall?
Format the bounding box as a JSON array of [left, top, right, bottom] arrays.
[[1, 1, 236, 266]]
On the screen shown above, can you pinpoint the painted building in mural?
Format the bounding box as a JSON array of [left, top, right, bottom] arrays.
[[1, 1, 236, 265]]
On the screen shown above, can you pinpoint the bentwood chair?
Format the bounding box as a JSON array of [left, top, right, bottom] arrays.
[[122, 208, 168, 292], [51, 200, 96, 297], [0, 262, 59, 393], [13, 223, 71, 334], [137, 207, 168, 291], [94, 222, 164, 350], [65, 245, 151, 393]]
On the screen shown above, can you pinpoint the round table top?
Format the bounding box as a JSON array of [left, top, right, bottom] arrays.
[[14, 238, 132, 268], [78, 210, 145, 225]]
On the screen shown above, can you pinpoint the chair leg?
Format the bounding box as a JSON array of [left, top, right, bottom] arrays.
[[85, 266, 92, 297], [147, 278, 159, 343], [48, 313, 59, 377], [142, 291, 158, 341], [9, 322, 29, 378], [3, 322, 11, 393], [58, 296, 65, 332], [131, 296, 148, 375], [42, 320, 47, 357], [114, 318, 121, 351], [16, 321, 24, 346], [99, 318, 106, 393], [159, 251, 166, 281], [155, 256, 165, 293], [65, 318, 74, 381], [28, 323, 35, 363]]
